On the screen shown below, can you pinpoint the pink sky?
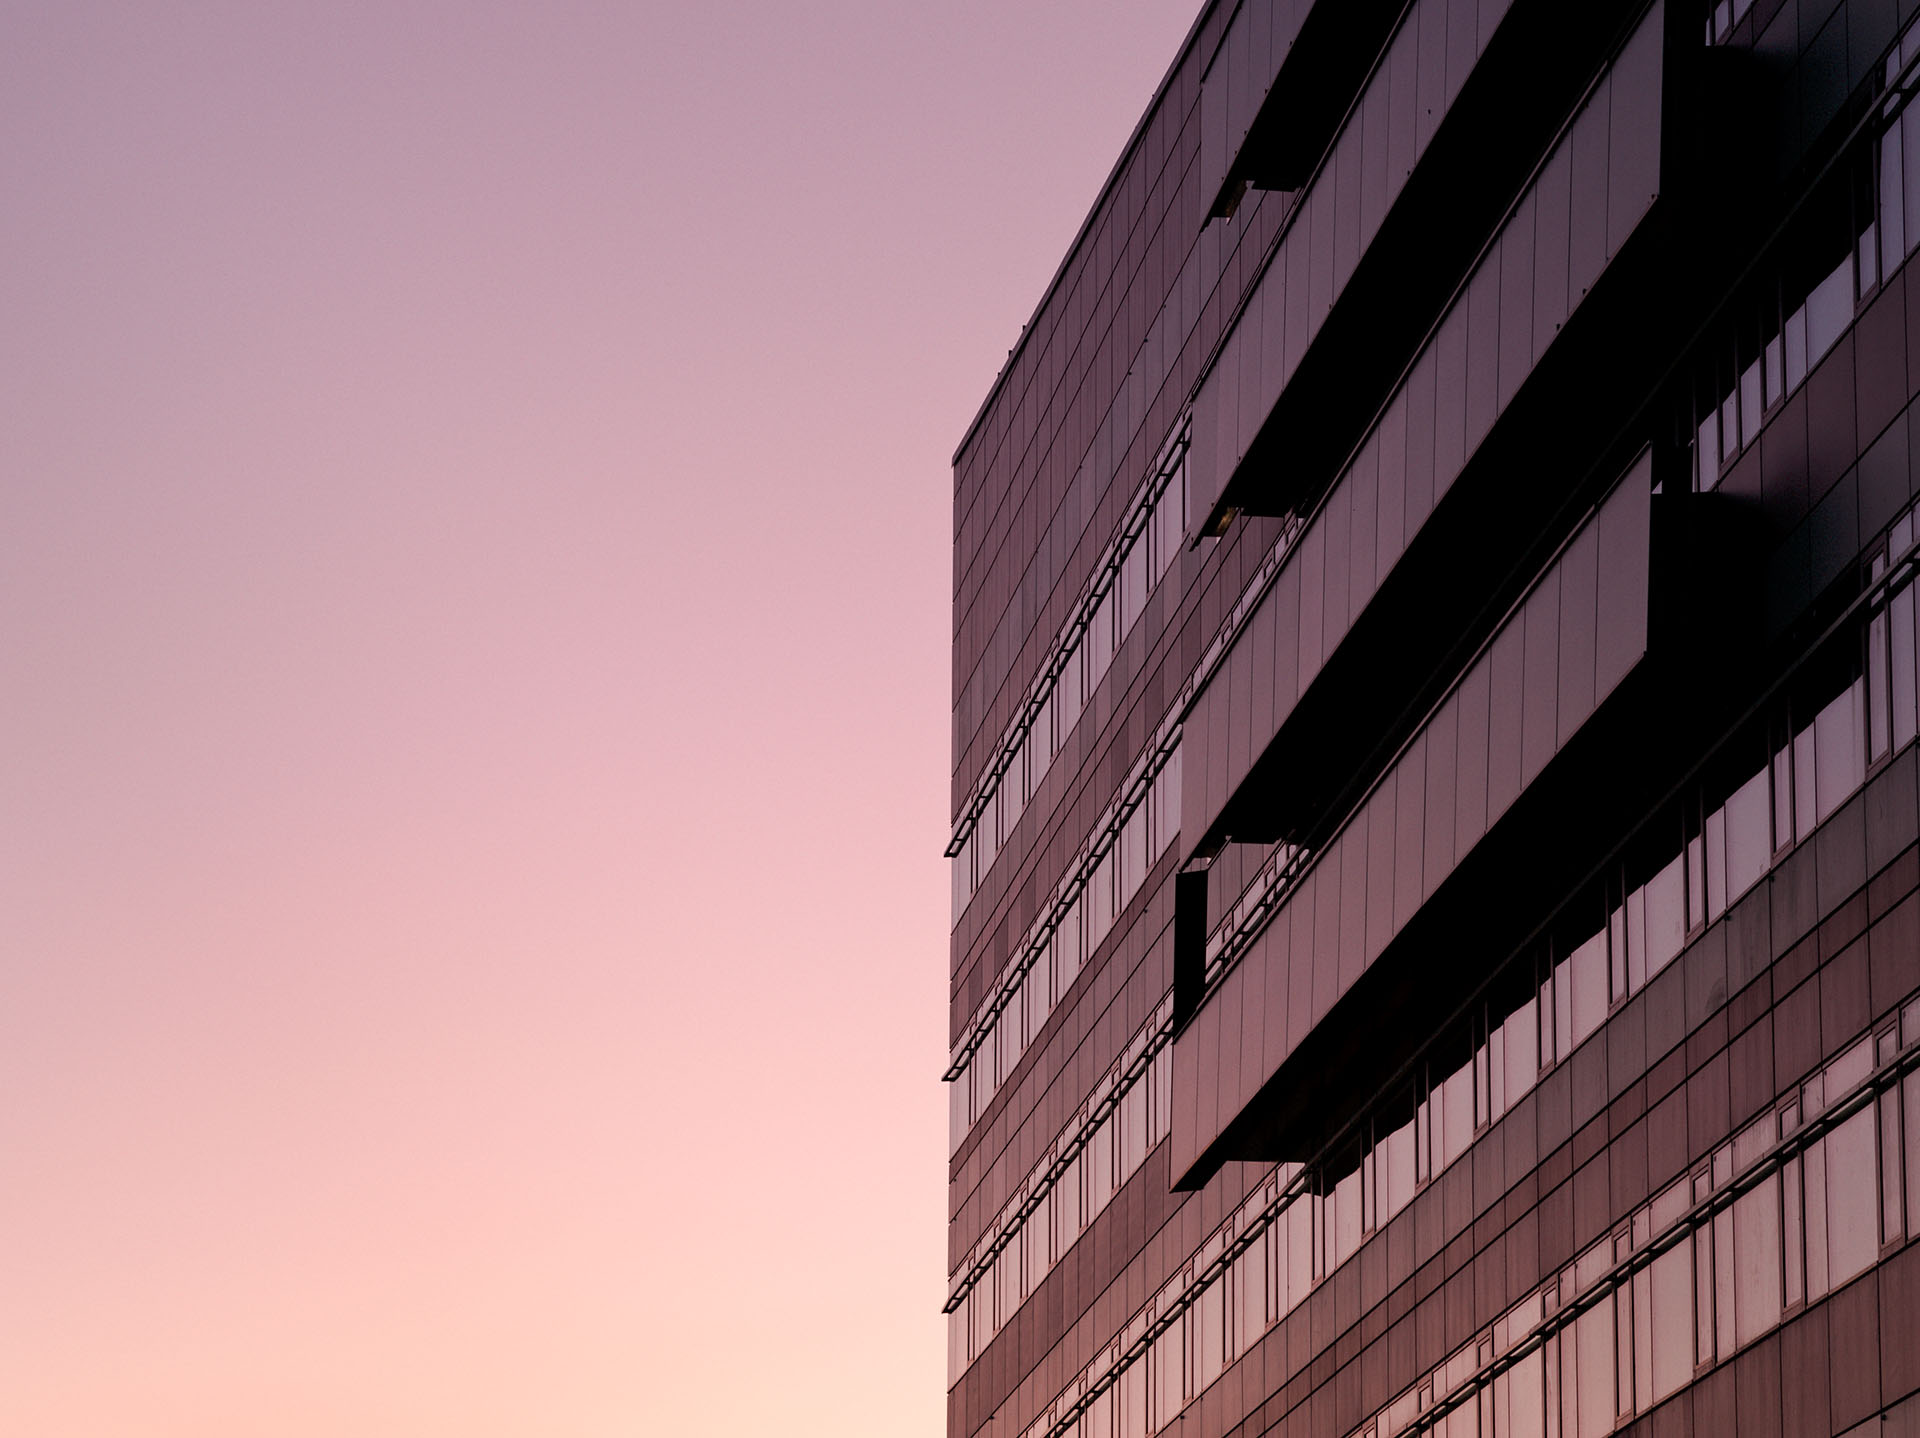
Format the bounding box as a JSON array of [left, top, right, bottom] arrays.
[[0, 3, 1197, 1435]]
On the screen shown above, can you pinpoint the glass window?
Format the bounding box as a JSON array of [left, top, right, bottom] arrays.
[[1117, 1353, 1147, 1438], [1088, 1120, 1115, 1215], [1813, 680, 1866, 825], [1286, 1195, 1312, 1307], [1121, 530, 1148, 637], [1121, 1075, 1147, 1177], [1784, 1152, 1805, 1309], [1332, 1164, 1363, 1268], [1573, 1299, 1615, 1438], [1152, 743, 1183, 858], [1120, 799, 1148, 909], [1688, 831, 1706, 931], [1697, 404, 1723, 486], [1641, 853, 1685, 978], [1504, 997, 1539, 1099], [1893, 585, 1918, 751], [1152, 1045, 1171, 1144], [1705, 806, 1727, 920], [1732, 1173, 1783, 1346], [1621, 893, 1645, 996], [1826, 1108, 1879, 1285], [1382, 1114, 1417, 1220], [1150, 1316, 1183, 1431], [1087, 589, 1115, 687], [1872, 608, 1893, 762], [1235, 1227, 1270, 1345], [1056, 897, 1084, 992], [1649, 1239, 1691, 1400], [1805, 257, 1853, 364], [1805, 1139, 1830, 1299], [1088, 851, 1115, 952], [952, 832, 973, 926], [1881, 1088, 1903, 1246], [1784, 304, 1809, 393], [1724, 768, 1771, 901], [1486, 1028, 1503, 1122], [1904, 1069, 1920, 1241], [1438, 1061, 1473, 1171], [1196, 1277, 1225, 1389], [1773, 743, 1794, 853], [1694, 1216, 1717, 1366], [1025, 1207, 1048, 1292], [1084, 1382, 1112, 1438], [1507, 1347, 1546, 1438], [1568, 929, 1609, 1049], [1057, 1149, 1083, 1249], [1538, 968, 1559, 1070], [1058, 641, 1083, 734], [1901, 95, 1920, 262], [1740, 357, 1763, 449]]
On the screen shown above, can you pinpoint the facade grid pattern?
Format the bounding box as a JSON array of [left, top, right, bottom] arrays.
[[947, 4, 1920, 1438]]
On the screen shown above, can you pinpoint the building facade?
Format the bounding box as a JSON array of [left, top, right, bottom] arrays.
[[946, 3, 1920, 1438]]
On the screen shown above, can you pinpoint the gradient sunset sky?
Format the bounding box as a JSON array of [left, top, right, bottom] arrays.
[[0, 3, 1198, 1435]]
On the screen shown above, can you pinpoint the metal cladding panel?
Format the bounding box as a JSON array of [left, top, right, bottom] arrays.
[[1188, 364, 1225, 543], [1596, 450, 1654, 699], [1198, 0, 1319, 215], [1189, 0, 1536, 539], [1173, 4, 1665, 866], [1171, 467, 1652, 1188]]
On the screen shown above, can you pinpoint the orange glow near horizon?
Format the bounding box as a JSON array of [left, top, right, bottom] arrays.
[[0, 3, 1199, 1434]]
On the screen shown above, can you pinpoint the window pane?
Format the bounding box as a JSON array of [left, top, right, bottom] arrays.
[[1235, 1228, 1269, 1345], [1740, 359, 1763, 448], [1733, 1173, 1783, 1345], [1150, 1316, 1182, 1430], [1642, 853, 1685, 977], [1508, 1346, 1545, 1438], [1814, 680, 1866, 825], [1698, 406, 1722, 487], [1649, 1241, 1692, 1400], [1724, 768, 1771, 899], [1894, 587, 1918, 751], [1905, 1070, 1920, 1241], [1568, 929, 1609, 1048], [1197, 1278, 1224, 1388], [1504, 996, 1540, 1099], [1383, 1116, 1416, 1220], [1438, 1061, 1474, 1171], [1827, 1108, 1879, 1284], [1806, 258, 1853, 362], [1118, 1354, 1147, 1438], [1574, 1301, 1615, 1437], [1706, 807, 1728, 919], [1332, 1165, 1363, 1268]]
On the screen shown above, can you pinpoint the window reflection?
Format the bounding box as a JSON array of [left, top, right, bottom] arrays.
[[951, 436, 1190, 923], [1692, 32, 1920, 491], [982, 997, 1920, 1438], [949, 443, 1307, 1133], [948, 740, 1182, 1150], [968, 478, 1920, 1426], [947, 997, 1176, 1364]]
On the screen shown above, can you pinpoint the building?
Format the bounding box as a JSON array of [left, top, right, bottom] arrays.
[[944, 2, 1920, 1438]]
